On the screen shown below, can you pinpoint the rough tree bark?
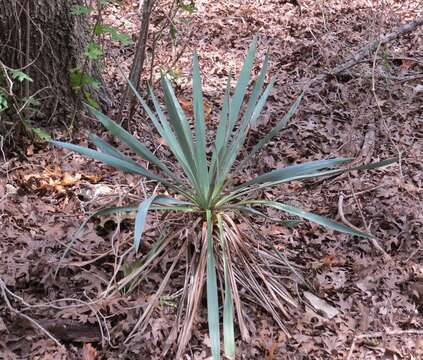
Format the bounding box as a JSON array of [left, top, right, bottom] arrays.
[[0, 0, 106, 123]]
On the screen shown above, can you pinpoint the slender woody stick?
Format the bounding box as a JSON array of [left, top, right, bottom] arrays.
[[118, 0, 155, 125]]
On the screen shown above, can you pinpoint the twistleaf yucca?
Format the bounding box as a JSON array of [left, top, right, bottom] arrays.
[[52, 38, 396, 359]]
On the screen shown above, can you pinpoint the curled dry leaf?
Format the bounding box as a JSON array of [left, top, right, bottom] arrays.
[[303, 291, 339, 319], [178, 96, 213, 120], [26, 144, 34, 156], [21, 165, 102, 194], [82, 343, 98, 360]]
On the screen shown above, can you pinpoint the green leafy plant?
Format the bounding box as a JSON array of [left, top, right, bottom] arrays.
[[94, 23, 131, 44], [0, 66, 34, 114], [0, 64, 50, 141], [179, 0, 197, 14], [70, 5, 95, 16], [10, 69, 34, 83], [0, 90, 8, 112], [69, 1, 131, 112], [52, 39, 396, 359], [85, 42, 103, 60]]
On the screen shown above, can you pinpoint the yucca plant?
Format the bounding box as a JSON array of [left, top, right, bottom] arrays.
[[52, 39, 396, 359]]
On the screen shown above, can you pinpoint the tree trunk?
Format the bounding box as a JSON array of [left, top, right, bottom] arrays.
[[0, 0, 107, 124]]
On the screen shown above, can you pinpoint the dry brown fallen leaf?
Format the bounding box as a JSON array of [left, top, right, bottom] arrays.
[[400, 58, 415, 70], [416, 338, 423, 356], [26, 144, 34, 156], [303, 291, 339, 319], [21, 165, 105, 194], [178, 96, 212, 120], [61, 172, 82, 186], [82, 343, 98, 360]]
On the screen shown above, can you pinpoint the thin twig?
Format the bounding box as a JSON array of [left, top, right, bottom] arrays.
[[0, 279, 63, 348], [152, 29, 194, 87], [306, 16, 423, 88], [347, 329, 423, 359], [118, 0, 155, 125], [404, 244, 423, 263], [343, 184, 385, 198], [334, 16, 423, 75], [124, 240, 186, 343], [148, 0, 178, 84], [370, 16, 404, 178], [338, 193, 390, 260]]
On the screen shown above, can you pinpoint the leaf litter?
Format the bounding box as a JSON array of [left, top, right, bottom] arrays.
[[1, 0, 423, 358]]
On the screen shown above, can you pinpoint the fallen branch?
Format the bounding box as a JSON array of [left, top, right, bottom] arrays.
[[0, 279, 63, 348], [333, 16, 423, 75], [117, 0, 155, 125], [347, 329, 423, 359], [0, 278, 107, 345], [36, 319, 102, 343]]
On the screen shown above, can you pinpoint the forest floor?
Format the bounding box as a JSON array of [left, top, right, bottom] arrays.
[[1, 0, 423, 359]]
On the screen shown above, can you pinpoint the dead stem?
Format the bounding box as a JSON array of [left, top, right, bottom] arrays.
[[221, 214, 297, 336], [176, 228, 207, 359], [102, 227, 186, 297], [347, 329, 423, 360], [0, 278, 63, 348], [338, 192, 390, 260], [124, 239, 187, 343], [162, 245, 193, 357], [219, 216, 250, 341]]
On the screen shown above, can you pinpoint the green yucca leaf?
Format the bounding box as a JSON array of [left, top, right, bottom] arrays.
[[208, 38, 258, 193], [244, 53, 270, 127], [214, 56, 274, 198], [147, 86, 197, 182], [134, 195, 158, 251], [125, 76, 196, 187], [218, 216, 235, 359], [72, 205, 138, 239], [223, 261, 235, 359], [237, 92, 304, 170], [249, 77, 276, 127], [218, 164, 350, 207], [192, 52, 210, 199], [159, 79, 208, 204], [219, 157, 398, 206], [210, 40, 259, 194], [253, 156, 398, 190], [125, 80, 167, 137], [52, 141, 169, 184], [160, 77, 197, 172], [351, 157, 399, 171], [230, 205, 302, 227], [206, 210, 220, 360], [150, 204, 197, 212], [86, 104, 184, 185], [149, 196, 197, 212], [227, 38, 257, 134], [217, 77, 276, 190], [89, 133, 138, 163], [153, 197, 193, 206], [243, 200, 372, 238], [209, 77, 231, 202], [214, 77, 231, 159], [237, 157, 353, 189], [224, 51, 269, 153]]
